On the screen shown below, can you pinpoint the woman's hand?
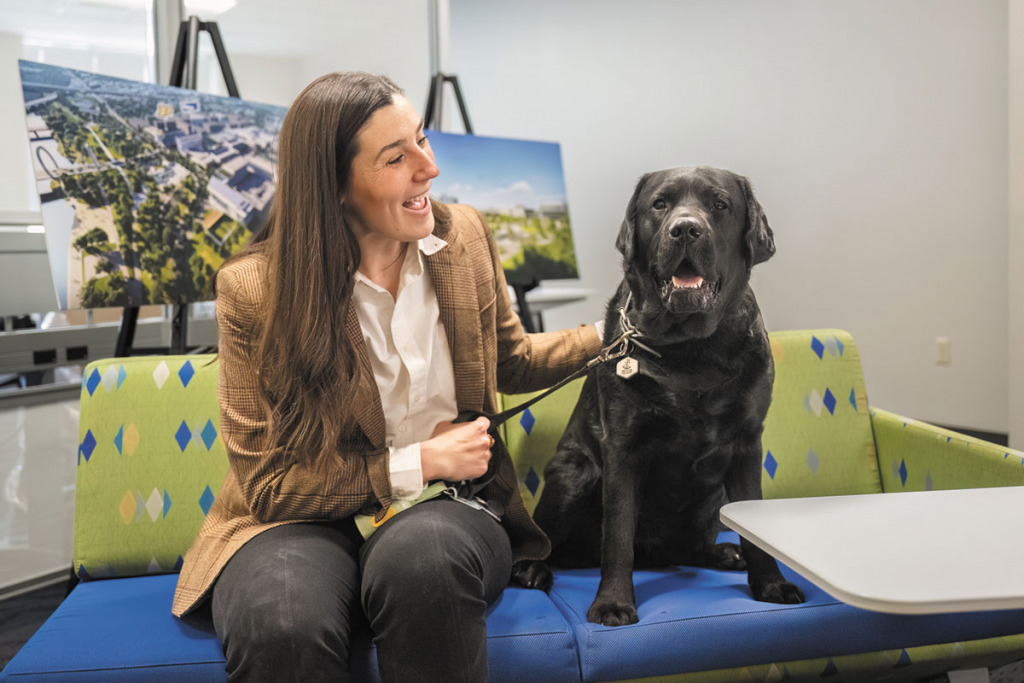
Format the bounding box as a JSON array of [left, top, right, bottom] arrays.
[[420, 416, 492, 483]]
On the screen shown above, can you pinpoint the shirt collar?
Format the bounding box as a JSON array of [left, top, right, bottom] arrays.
[[354, 235, 449, 291], [418, 234, 447, 257]]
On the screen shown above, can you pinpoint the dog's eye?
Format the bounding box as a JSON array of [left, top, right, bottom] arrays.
[[653, 199, 667, 210], [714, 200, 728, 211]]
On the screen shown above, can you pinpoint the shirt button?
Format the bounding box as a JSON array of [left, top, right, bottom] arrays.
[[399, 425, 407, 433]]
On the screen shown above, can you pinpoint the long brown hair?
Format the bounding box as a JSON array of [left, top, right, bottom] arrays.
[[222, 71, 402, 465]]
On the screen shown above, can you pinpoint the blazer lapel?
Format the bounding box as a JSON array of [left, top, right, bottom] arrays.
[[345, 303, 387, 448], [424, 231, 486, 413]]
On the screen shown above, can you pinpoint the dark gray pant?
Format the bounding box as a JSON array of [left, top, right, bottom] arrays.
[[210, 498, 512, 682]]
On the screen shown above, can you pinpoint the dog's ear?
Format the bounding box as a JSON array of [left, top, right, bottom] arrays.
[[616, 173, 651, 263], [738, 175, 776, 266]]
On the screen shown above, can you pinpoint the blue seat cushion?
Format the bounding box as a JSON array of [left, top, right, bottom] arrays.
[[1, 575, 580, 682], [546, 531, 1024, 682], [8, 533, 1024, 682], [1, 575, 224, 682]]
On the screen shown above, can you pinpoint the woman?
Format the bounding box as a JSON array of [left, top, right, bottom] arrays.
[[171, 71, 602, 682]]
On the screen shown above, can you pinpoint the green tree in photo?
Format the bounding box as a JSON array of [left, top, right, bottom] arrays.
[[80, 270, 126, 308], [73, 227, 112, 286]]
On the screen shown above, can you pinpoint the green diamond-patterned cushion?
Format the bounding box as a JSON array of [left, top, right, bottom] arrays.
[[761, 329, 882, 499], [499, 378, 586, 515], [871, 407, 1024, 492], [500, 329, 884, 514], [73, 329, 884, 577], [74, 355, 228, 580]]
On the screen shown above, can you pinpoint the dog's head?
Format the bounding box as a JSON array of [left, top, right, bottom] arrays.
[[616, 166, 775, 339]]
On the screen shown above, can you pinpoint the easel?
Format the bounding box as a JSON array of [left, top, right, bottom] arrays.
[[115, 17, 239, 357], [424, 74, 541, 333]]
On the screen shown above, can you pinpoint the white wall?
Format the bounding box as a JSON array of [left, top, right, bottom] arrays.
[[204, 2, 433, 111], [0, 397, 79, 592], [0, 31, 37, 215], [295, 19, 432, 112], [1011, 0, 1024, 448], [197, 51, 303, 107], [450, 0, 1011, 434]]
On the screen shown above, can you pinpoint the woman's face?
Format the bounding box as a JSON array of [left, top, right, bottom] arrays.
[[342, 94, 440, 246]]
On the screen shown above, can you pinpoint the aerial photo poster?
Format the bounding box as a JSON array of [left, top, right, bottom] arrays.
[[19, 60, 286, 309], [426, 129, 579, 286]]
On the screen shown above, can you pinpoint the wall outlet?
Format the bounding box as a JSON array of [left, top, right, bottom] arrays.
[[936, 337, 951, 365]]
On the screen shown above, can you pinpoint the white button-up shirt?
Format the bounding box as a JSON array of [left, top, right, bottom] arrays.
[[352, 234, 457, 501]]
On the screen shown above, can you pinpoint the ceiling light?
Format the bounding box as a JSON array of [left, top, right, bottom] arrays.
[[77, 0, 149, 8], [183, 0, 237, 16]]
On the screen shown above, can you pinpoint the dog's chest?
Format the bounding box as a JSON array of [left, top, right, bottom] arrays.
[[632, 454, 729, 558], [603, 345, 770, 484], [615, 355, 755, 430]]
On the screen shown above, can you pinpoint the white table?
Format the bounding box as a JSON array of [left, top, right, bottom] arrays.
[[719, 486, 1024, 615], [508, 284, 590, 331]]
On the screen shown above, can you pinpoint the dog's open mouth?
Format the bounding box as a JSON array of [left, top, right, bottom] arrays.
[[660, 259, 719, 308], [672, 261, 705, 290]]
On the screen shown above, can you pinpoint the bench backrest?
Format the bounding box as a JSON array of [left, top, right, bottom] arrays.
[[761, 329, 881, 499], [74, 355, 226, 580], [502, 329, 882, 513], [74, 329, 881, 580]]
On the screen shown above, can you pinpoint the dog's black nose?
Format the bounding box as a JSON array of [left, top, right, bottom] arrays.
[[669, 218, 705, 241]]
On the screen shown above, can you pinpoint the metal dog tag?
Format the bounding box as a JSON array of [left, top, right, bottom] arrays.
[[616, 356, 639, 379]]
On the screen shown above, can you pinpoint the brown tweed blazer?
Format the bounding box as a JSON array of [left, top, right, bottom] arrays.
[[172, 202, 601, 617]]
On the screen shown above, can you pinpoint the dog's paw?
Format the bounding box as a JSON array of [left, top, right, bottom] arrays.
[[704, 542, 747, 571], [751, 578, 806, 604], [511, 560, 553, 591], [587, 599, 639, 627]]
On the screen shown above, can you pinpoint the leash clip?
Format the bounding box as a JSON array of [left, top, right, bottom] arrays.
[[616, 293, 663, 359], [442, 486, 502, 522], [598, 336, 632, 363]]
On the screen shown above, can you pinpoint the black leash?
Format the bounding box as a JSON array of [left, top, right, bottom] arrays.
[[453, 293, 661, 500]]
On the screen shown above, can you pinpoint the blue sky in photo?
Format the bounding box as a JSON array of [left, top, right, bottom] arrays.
[[426, 129, 569, 212]]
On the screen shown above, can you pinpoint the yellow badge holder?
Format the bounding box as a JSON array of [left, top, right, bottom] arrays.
[[354, 481, 449, 540]]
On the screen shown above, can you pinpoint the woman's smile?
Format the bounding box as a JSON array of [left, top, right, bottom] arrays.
[[403, 191, 431, 213]]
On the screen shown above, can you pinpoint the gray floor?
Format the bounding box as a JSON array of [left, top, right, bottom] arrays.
[[992, 661, 1024, 683], [0, 581, 66, 668]]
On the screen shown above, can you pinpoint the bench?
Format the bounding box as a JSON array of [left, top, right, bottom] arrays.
[[4, 329, 1024, 681]]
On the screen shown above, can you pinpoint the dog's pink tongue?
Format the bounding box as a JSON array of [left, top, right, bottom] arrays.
[[672, 275, 704, 289]]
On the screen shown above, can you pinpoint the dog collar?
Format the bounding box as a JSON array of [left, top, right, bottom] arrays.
[[600, 293, 662, 379], [615, 293, 661, 359]]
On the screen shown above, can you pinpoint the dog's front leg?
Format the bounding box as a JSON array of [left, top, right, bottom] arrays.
[[587, 451, 642, 626], [725, 439, 805, 605]]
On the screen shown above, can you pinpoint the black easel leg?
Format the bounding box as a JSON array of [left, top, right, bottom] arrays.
[[115, 306, 140, 358], [425, 74, 446, 129], [170, 304, 188, 354], [206, 22, 240, 97], [447, 76, 473, 134], [168, 22, 188, 87], [513, 284, 538, 333]]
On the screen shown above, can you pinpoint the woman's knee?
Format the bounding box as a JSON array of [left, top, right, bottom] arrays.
[[211, 524, 363, 678], [360, 501, 512, 610]]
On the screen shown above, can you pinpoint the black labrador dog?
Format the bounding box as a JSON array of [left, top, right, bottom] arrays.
[[512, 166, 805, 626]]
